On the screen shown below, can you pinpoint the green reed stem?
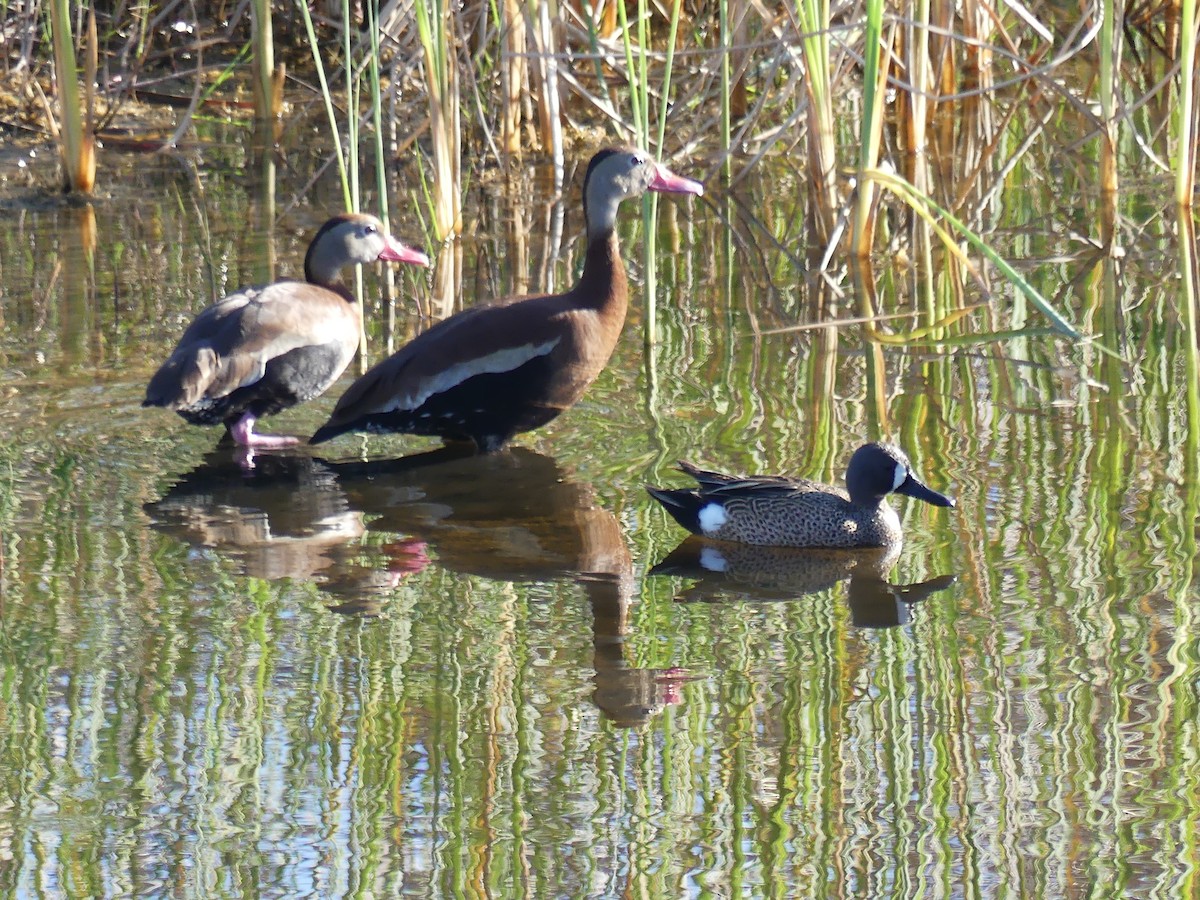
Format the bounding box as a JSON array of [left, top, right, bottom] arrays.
[[616, 0, 646, 146], [1177, 0, 1197, 204], [793, 0, 830, 110], [343, 0, 360, 212], [616, 0, 664, 341], [852, 0, 885, 260], [902, 0, 935, 327], [581, 7, 615, 122], [48, 0, 91, 192], [1098, 0, 1120, 216], [298, 0, 376, 363], [636, 0, 651, 146], [360, 0, 394, 365], [296, 0, 351, 209], [655, 0, 684, 154], [366, 1, 389, 229], [340, 0, 365, 364], [1180, 216, 1200, 465], [1098, 0, 1115, 130], [641, 0, 685, 346], [413, 0, 462, 240], [249, 0, 274, 125], [908, 0, 930, 190], [793, 0, 837, 242], [1168, 217, 1199, 723], [719, 0, 732, 178]]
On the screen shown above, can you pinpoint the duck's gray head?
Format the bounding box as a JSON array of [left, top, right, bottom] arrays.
[[304, 213, 430, 286], [582, 147, 704, 241], [846, 442, 955, 509]]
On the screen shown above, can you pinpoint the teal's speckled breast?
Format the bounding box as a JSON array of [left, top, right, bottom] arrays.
[[702, 482, 903, 548]]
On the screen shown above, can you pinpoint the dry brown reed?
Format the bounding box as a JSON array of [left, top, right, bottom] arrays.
[[249, 0, 284, 136], [499, 0, 527, 156], [414, 0, 464, 242]]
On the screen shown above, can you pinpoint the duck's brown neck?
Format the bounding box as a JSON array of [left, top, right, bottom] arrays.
[[303, 255, 337, 289], [303, 234, 352, 294], [574, 231, 627, 316], [303, 258, 356, 302]]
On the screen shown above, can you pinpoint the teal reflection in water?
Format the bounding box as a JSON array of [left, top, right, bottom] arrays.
[[651, 537, 956, 627]]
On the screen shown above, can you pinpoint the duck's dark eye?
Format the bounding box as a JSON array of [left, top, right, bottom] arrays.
[[364, 224, 378, 235], [631, 155, 644, 167]]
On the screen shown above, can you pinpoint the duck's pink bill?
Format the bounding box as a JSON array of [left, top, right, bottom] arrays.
[[648, 164, 705, 196], [380, 237, 431, 267]]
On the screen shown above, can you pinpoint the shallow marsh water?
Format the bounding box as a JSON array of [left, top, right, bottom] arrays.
[[1, 124, 1198, 898]]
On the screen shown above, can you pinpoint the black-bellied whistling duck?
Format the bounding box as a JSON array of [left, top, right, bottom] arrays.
[[309, 147, 703, 452], [144, 213, 429, 449]]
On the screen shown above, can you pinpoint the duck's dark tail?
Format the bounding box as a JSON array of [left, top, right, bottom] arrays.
[[645, 485, 704, 535]]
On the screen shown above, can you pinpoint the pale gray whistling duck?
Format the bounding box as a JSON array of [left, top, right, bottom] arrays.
[[647, 443, 955, 549], [308, 147, 704, 452], [144, 213, 429, 449]]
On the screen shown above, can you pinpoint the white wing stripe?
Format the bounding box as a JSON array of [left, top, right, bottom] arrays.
[[384, 338, 560, 413]]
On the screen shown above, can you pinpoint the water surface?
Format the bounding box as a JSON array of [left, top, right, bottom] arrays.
[[1, 125, 1197, 898]]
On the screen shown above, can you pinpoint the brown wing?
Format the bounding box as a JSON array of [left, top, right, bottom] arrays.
[[145, 281, 357, 409], [322, 292, 581, 427]]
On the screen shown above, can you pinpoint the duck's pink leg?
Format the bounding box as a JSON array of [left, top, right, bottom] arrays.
[[228, 411, 301, 449]]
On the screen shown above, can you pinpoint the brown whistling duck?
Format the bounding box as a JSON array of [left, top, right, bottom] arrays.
[[144, 213, 429, 449], [308, 147, 704, 452]]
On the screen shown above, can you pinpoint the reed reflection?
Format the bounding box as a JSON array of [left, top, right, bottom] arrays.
[[60, 203, 97, 369], [328, 447, 686, 726], [651, 537, 955, 628]]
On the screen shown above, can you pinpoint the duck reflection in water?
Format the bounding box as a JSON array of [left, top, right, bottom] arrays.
[[651, 538, 956, 628], [328, 446, 688, 727], [143, 448, 419, 614]]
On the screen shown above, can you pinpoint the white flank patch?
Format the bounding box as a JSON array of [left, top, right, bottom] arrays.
[[697, 502, 728, 534], [384, 339, 560, 413], [699, 546, 729, 573], [892, 462, 906, 491]]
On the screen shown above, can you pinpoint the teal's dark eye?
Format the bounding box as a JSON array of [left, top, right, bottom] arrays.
[[364, 224, 377, 235]]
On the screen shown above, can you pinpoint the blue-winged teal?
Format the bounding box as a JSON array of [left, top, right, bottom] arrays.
[[646, 442, 955, 549]]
